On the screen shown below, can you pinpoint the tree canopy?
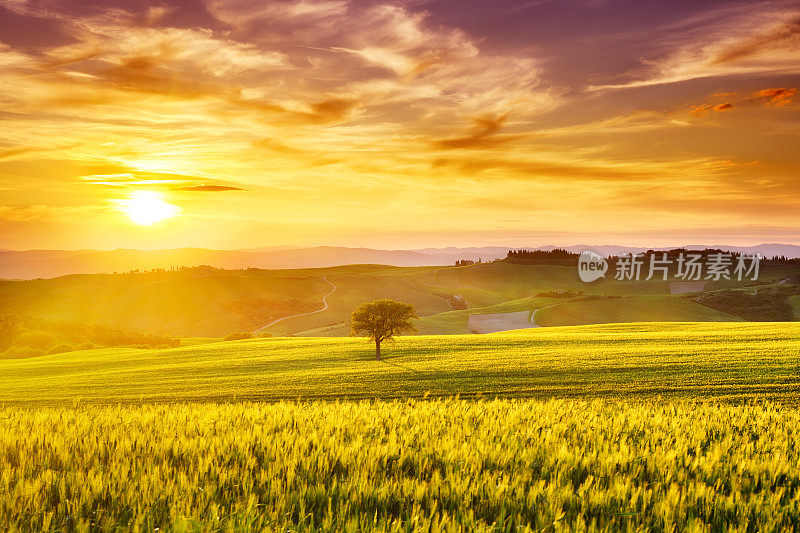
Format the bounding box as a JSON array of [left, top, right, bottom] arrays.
[[350, 299, 418, 359]]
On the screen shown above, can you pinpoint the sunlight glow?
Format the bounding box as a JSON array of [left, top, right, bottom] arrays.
[[116, 191, 180, 225]]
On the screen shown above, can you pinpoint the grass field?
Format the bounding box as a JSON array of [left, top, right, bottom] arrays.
[[294, 295, 563, 336], [534, 295, 742, 326], [2, 322, 799, 404], [5, 261, 795, 339], [791, 295, 800, 320], [3, 399, 800, 531]]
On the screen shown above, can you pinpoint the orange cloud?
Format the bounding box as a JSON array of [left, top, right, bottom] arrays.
[[688, 86, 798, 117], [690, 102, 734, 117], [753, 87, 797, 105]]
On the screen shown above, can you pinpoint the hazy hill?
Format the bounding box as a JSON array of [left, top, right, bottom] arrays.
[[0, 246, 507, 280]]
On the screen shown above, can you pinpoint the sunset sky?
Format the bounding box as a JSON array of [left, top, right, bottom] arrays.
[[1, 0, 799, 250]]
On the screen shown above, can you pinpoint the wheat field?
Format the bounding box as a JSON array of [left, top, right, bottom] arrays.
[[1, 399, 799, 531]]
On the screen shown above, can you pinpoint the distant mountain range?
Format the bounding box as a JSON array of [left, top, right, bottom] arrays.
[[1, 244, 798, 280], [0, 246, 508, 279]]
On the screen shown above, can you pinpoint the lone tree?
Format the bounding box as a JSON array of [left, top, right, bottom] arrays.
[[350, 299, 418, 360]]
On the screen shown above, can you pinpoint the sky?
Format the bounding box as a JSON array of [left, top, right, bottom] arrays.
[[1, 0, 799, 250]]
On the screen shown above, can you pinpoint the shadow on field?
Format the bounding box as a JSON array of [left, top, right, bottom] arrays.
[[379, 358, 425, 376], [377, 356, 462, 393]]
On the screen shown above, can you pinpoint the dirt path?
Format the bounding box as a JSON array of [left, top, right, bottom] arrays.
[[253, 276, 336, 334], [529, 302, 569, 327]]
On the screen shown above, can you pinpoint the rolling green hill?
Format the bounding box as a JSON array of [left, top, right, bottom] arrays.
[[0, 270, 332, 336], [2, 322, 799, 405], [792, 295, 800, 320], [534, 294, 742, 326], [2, 261, 798, 341]]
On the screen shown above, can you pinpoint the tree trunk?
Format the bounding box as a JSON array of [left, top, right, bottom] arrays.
[[375, 338, 381, 360]]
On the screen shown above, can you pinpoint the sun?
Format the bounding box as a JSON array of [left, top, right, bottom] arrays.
[[116, 191, 180, 225]]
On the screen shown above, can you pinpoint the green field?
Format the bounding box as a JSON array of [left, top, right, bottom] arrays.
[[534, 295, 742, 326], [4, 261, 796, 341], [791, 295, 800, 320], [3, 322, 799, 404]]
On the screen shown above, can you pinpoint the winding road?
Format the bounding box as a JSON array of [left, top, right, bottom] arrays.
[[529, 303, 558, 327], [253, 276, 337, 334]]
